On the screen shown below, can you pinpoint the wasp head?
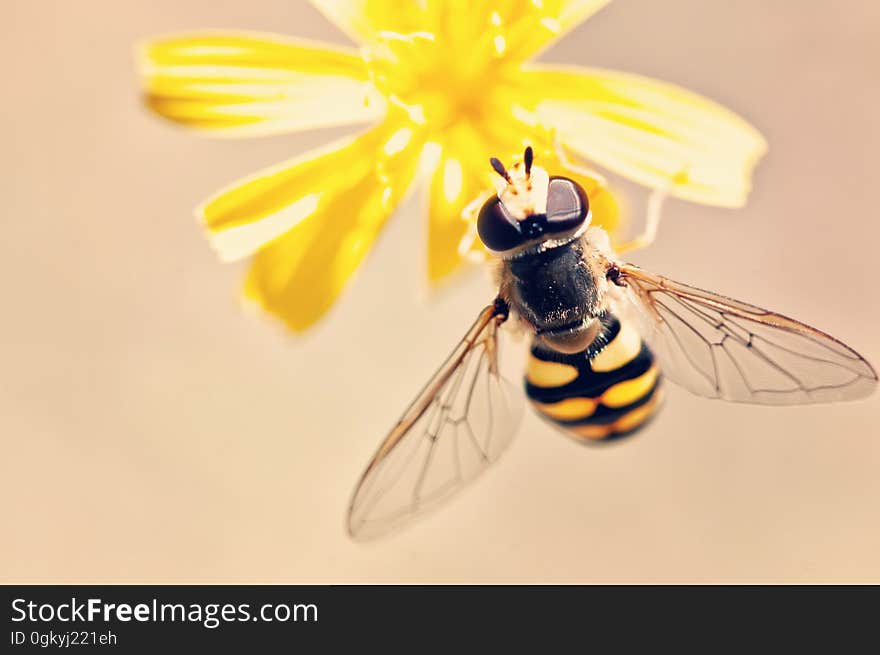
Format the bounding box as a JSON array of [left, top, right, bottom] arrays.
[[478, 148, 591, 258]]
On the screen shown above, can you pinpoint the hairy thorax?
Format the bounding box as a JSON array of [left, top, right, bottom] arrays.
[[497, 229, 615, 354]]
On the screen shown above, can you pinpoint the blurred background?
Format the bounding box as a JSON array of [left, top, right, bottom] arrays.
[[2, 0, 879, 583]]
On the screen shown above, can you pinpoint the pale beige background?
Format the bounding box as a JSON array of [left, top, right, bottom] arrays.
[[2, 1, 879, 583]]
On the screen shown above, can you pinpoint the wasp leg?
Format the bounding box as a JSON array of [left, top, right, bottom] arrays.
[[457, 191, 493, 260], [615, 185, 668, 254], [461, 192, 490, 224], [552, 132, 608, 187]]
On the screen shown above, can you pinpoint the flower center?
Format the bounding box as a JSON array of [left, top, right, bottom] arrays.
[[362, 31, 514, 132]]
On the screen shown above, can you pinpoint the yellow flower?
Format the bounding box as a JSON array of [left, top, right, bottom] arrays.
[[138, 0, 766, 332]]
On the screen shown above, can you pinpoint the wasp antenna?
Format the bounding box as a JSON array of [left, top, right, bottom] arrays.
[[489, 157, 511, 183], [524, 146, 533, 178]]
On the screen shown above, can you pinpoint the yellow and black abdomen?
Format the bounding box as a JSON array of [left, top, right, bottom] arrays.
[[525, 314, 663, 442]]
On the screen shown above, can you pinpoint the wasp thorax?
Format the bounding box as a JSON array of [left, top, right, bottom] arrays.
[[478, 149, 591, 256]]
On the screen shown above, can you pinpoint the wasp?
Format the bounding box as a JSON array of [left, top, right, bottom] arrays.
[[347, 147, 877, 540]]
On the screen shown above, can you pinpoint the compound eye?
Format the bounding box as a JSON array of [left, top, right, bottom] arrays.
[[546, 177, 589, 233], [477, 197, 522, 252]]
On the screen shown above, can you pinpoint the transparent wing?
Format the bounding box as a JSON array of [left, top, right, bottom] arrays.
[[617, 264, 877, 405], [347, 301, 524, 541]]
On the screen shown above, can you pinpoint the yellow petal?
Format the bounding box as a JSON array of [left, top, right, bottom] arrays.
[[427, 150, 475, 284], [309, 1, 609, 65], [309, 0, 435, 44], [138, 32, 385, 135], [496, 0, 612, 62], [200, 116, 423, 332], [426, 124, 499, 284], [518, 65, 767, 207]]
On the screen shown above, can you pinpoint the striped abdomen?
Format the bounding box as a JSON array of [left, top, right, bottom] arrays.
[[525, 314, 663, 442]]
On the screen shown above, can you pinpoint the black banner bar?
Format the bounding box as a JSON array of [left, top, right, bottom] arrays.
[[2, 585, 876, 651]]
